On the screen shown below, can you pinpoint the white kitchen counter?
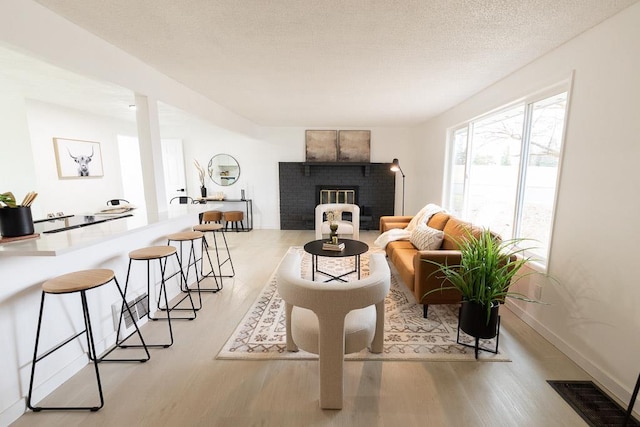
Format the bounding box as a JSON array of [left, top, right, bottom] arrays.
[[0, 204, 216, 424], [0, 205, 210, 256]]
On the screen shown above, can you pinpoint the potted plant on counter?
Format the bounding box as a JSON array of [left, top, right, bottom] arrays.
[[423, 229, 545, 357], [0, 192, 17, 208], [0, 191, 37, 237]]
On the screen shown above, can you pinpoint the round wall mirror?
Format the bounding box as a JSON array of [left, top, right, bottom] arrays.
[[208, 154, 240, 186]]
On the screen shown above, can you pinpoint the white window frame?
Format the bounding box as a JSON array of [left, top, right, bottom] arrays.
[[443, 77, 573, 271]]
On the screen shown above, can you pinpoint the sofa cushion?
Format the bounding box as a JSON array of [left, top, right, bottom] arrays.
[[386, 240, 416, 252], [388, 248, 416, 291], [409, 224, 444, 250], [426, 212, 450, 230], [441, 218, 484, 250], [406, 203, 445, 231]]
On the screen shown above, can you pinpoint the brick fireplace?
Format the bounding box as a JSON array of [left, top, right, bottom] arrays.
[[278, 162, 395, 230]]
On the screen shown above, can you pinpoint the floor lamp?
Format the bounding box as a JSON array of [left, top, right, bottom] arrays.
[[390, 158, 405, 215]]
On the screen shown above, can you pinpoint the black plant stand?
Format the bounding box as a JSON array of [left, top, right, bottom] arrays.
[[456, 305, 501, 359], [624, 372, 640, 426]]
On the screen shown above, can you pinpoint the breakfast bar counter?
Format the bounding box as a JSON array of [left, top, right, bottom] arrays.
[[0, 205, 209, 257], [0, 205, 211, 425]]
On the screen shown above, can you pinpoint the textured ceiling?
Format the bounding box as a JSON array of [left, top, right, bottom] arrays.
[[26, 0, 640, 126]]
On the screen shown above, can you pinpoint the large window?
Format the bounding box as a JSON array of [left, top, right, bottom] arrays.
[[446, 88, 568, 267]]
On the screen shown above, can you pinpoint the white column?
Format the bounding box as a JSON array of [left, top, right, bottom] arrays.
[[135, 93, 167, 212]]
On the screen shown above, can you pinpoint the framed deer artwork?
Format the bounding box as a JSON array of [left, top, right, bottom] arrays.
[[53, 138, 104, 179]]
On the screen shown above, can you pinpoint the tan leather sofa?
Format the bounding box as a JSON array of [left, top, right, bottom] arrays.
[[379, 212, 484, 318]]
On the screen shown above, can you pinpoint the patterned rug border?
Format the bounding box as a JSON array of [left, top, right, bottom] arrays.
[[217, 247, 510, 362]]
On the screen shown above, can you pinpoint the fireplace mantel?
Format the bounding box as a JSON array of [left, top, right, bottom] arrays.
[[301, 162, 376, 177]]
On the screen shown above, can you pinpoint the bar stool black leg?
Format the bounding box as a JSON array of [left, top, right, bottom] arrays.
[[27, 291, 104, 411], [120, 257, 176, 348], [27, 292, 46, 412], [212, 230, 235, 278], [80, 290, 104, 411], [197, 236, 222, 292], [155, 253, 198, 319], [165, 240, 203, 311], [184, 240, 204, 306], [96, 276, 150, 362]]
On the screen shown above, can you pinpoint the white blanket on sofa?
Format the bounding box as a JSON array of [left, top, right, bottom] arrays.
[[374, 203, 445, 249]]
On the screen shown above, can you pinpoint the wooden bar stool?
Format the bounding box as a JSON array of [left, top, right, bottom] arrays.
[[223, 210, 244, 232], [201, 210, 222, 224], [197, 210, 235, 279], [166, 231, 206, 310], [27, 269, 149, 412], [193, 223, 234, 290], [120, 245, 197, 350]]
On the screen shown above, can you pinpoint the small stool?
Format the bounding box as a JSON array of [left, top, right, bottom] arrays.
[[122, 245, 197, 349], [223, 211, 244, 232], [193, 223, 235, 289], [201, 210, 222, 224], [197, 215, 235, 279], [27, 269, 149, 412], [166, 231, 206, 310]]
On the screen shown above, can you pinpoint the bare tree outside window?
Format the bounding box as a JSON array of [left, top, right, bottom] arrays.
[[447, 91, 568, 265]]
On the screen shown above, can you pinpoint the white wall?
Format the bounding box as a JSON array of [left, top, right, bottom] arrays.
[[413, 2, 640, 406], [169, 119, 414, 229], [0, 77, 38, 209], [25, 100, 137, 217]]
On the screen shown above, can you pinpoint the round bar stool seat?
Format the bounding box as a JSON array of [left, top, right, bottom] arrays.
[[202, 210, 222, 223], [223, 211, 244, 231], [129, 245, 176, 260], [193, 223, 223, 233], [167, 230, 204, 241], [42, 269, 115, 294]]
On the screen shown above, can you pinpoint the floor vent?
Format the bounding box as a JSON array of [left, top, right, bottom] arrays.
[[112, 293, 149, 337], [548, 380, 639, 426]]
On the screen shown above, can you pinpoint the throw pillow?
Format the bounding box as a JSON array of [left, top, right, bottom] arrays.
[[410, 223, 444, 250]]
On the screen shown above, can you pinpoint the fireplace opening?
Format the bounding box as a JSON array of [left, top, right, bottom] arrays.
[[316, 185, 359, 205]]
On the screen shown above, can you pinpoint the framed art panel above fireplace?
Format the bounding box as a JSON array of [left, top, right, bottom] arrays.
[[305, 130, 337, 162], [338, 130, 370, 162]]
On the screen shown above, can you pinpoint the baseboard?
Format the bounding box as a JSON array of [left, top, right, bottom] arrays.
[[0, 397, 28, 427], [5, 352, 88, 424], [505, 301, 638, 417]]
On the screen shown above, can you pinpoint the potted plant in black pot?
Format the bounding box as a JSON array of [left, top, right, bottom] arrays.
[[0, 191, 36, 237], [423, 229, 544, 357]]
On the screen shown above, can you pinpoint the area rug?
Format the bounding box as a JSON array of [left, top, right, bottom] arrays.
[[217, 247, 510, 361]]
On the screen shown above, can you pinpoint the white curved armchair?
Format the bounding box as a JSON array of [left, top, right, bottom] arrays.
[[276, 252, 390, 409], [315, 203, 360, 240]]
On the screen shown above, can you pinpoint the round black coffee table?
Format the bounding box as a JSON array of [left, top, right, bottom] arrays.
[[303, 239, 369, 282]]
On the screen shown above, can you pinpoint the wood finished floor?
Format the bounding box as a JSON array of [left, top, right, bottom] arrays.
[[12, 230, 591, 427]]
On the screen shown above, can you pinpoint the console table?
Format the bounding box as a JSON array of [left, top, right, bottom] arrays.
[[199, 198, 253, 231]]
